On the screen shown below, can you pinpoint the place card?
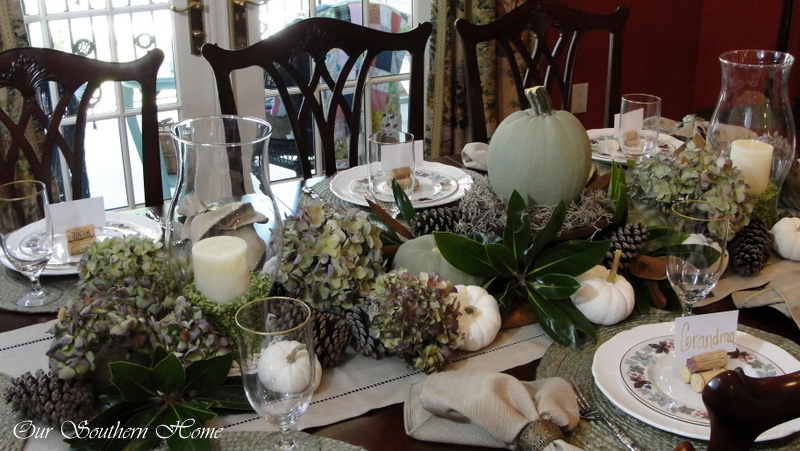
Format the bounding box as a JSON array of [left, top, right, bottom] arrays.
[[48, 197, 106, 235], [674, 310, 739, 363]]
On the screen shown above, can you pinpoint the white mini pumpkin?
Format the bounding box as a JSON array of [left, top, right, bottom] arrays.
[[258, 340, 322, 393], [455, 285, 502, 351], [772, 216, 800, 261], [570, 251, 635, 326], [683, 233, 729, 273]]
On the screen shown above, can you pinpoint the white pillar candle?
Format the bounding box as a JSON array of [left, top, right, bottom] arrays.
[[192, 236, 250, 304], [729, 139, 774, 194]]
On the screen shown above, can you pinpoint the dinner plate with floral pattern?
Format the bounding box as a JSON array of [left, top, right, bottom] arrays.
[[593, 322, 800, 441]]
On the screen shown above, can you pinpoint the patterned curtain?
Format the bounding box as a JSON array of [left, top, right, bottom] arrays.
[[425, 0, 527, 158]]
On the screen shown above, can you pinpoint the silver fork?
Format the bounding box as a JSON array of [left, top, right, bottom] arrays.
[[572, 382, 646, 451]]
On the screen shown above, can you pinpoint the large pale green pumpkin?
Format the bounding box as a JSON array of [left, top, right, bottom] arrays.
[[487, 86, 592, 206], [391, 235, 486, 286]]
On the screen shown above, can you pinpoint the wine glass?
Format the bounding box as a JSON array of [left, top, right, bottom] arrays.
[[619, 94, 662, 161], [0, 180, 58, 307], [235, 297, 318, 450], [666, 199, 730, 315], [366, 131, 415, 217]]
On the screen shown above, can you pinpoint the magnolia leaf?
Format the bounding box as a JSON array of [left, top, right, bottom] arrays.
[[195, 384, 252, 411], [392, 178, 417, 222], [434, 232, 500, 277], [184, 353, 234, 396], [526, 201, 567, 266], [610, 162, 628, 228], [64, 400, 161, 447], [109, 361, 157, 402], [367, 199, 413, 239], [529, 273, 580, 299], [153, 353, 185, 396], [532, 240, 611, 277], [503, 190, 532, 259], [555, 299, 596, 343], [628, 275, 652, 314], [163, 402, 216, 451], [151, 345, 169, 367], [495, 279, 520, 316], [587, 171, 611, 191], [646, 279, 668, 309], [629, 255, 667, 280], [486, 243, 517, 277], [102, 404, 166, 451], [525, 284, 579, 348], [659, 279, 683, 312]]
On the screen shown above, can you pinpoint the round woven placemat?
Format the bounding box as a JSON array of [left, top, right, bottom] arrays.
[[0, 267, 76, 313], [538, 313, 800, 451]]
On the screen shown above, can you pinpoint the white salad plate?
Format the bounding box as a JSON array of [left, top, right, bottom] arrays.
[[587, 128, 686, 165], [0, 212, 162, 276], [592, 322, 800, 441], [330, 161, 473, 208]]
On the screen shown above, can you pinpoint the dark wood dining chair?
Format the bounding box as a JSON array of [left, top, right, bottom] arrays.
[[0, 47, 165, 207], [201, 18, 432, 179], [455, 1, 629, 143]]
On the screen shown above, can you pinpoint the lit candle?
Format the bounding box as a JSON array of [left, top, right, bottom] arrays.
[[192, 236, 250, 304], [729, 139, 774, 194]]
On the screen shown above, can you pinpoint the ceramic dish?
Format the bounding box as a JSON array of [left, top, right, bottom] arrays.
[[592, 322, 800, 441], [587, 128, 686, 165], [330, 161, 473, 208], [0, 212, 162, 276]]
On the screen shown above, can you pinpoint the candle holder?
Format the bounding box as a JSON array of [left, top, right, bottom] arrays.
[[165, 115, 283, 300], [707, 50, 796, 227]]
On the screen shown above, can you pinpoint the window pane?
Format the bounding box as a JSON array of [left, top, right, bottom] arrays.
[[82, 119, 128, 209]]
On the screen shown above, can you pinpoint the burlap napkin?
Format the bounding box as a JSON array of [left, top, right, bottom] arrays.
[[405, 370, 582, 451], [733, 269, 800, 327], [462, 142, 489, 171]]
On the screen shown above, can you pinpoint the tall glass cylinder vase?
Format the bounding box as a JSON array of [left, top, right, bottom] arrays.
[[166, 115, 283, 304], [707, 50, 796, 226]]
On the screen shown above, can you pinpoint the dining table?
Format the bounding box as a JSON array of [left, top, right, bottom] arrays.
[[2, 154, 800, 451]]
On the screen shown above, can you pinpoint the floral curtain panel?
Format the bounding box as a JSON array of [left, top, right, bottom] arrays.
[[425, 0, 527, 158]]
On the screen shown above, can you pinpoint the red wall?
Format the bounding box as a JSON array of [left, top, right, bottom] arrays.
[[556, 0, 799, 129]]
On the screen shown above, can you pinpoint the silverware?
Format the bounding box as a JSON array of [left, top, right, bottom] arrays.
[[572, 382, 645, 451]]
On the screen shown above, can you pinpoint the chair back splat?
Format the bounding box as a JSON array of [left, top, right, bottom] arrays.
[[0, 48, 165, 207], [202, 18, 432, 179], [455, 1, 628, 143]]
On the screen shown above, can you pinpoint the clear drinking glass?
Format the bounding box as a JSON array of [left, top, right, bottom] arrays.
[[235, 297, 317, 450], [619, 94, 662, 160], [666, 200, 730, 316], [0, 180, 58, 307], [366, 131, 415, 215]]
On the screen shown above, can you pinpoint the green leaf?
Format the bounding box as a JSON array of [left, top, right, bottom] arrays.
[[151, 345, 169, 367], [495, 280, 521, 317], [532, 240, 611, 277], [109, 361, 157, 402], [525, 283, 579, 348], [194, 381, 252, 411], [392, 178, 416, 221], [610, 162, 628, 228], [503, 190, 532, 258], [153, 353, 186, 395], [102, 404, 166, 451], [666, 243, 723, 269], [554, 299, 596, 343], [658, 279, 684, 312], [64, 400, 161, 448], [486, 243, 518, 277], [162, 402, 217, 451], [526, 201, 567, 266], [529, 273, 580, 299], [184, 352, 234, 395], [433, 232, 501, 277], [628, 274, 653, 314]]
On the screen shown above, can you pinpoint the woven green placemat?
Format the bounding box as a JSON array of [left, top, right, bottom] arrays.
[[0, 267, 76, 313], [155, 431, 365, 450], [0, 373, 25, 451], [538, 313, 800, 451]]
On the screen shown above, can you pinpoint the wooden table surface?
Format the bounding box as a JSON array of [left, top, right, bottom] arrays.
[[2, 156, 799, 451]]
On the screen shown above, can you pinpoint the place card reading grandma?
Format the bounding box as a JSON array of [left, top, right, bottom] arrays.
[[674, 311, 739, 363]]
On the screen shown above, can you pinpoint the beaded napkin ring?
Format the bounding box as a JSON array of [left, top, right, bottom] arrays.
[[516, 419, 564, 451]]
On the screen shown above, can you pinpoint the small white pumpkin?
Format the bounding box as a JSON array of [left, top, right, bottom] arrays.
[[772, 216, 800, 261], [455, 285, 502, 351], [258, 340, 322, 393], [570, 250, 635, 326], [682, 233, 729, 273]]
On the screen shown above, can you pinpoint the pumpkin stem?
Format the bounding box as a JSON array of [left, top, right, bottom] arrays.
[[286, 344, 307, 364], [524, 86, 555, 117], [464, 305, 476, 315], [606, 249, 622, 283]]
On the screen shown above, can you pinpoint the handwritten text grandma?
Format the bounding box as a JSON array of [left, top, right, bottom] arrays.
[[14, 419, 224, 441]]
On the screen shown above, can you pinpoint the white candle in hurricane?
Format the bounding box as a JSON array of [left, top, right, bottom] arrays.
[[192, 236, 250, 304], [729, 139, 774, 194]]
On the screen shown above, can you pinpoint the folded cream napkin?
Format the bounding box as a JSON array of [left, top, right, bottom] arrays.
[[405, 370, 582, 450], [733, 269, 800, 327], [462, 142, 489, 171]]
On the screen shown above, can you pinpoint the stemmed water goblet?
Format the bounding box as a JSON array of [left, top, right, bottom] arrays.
[[666, 199, 730, 315], [235, 296, 318, 450], [619, 94, 662, 161], [0, 180, 58, 307], [366, 131, 415, 217]]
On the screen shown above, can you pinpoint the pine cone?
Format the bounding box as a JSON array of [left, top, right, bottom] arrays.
[[4, 370, 94, 426], [345, 303, 387, 359], [604, 222, 650, 269], [270, 300, 309, 341], [410, 205, 462, 236], [729, 219, 772, 276], [312, 311, 352, 368]]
